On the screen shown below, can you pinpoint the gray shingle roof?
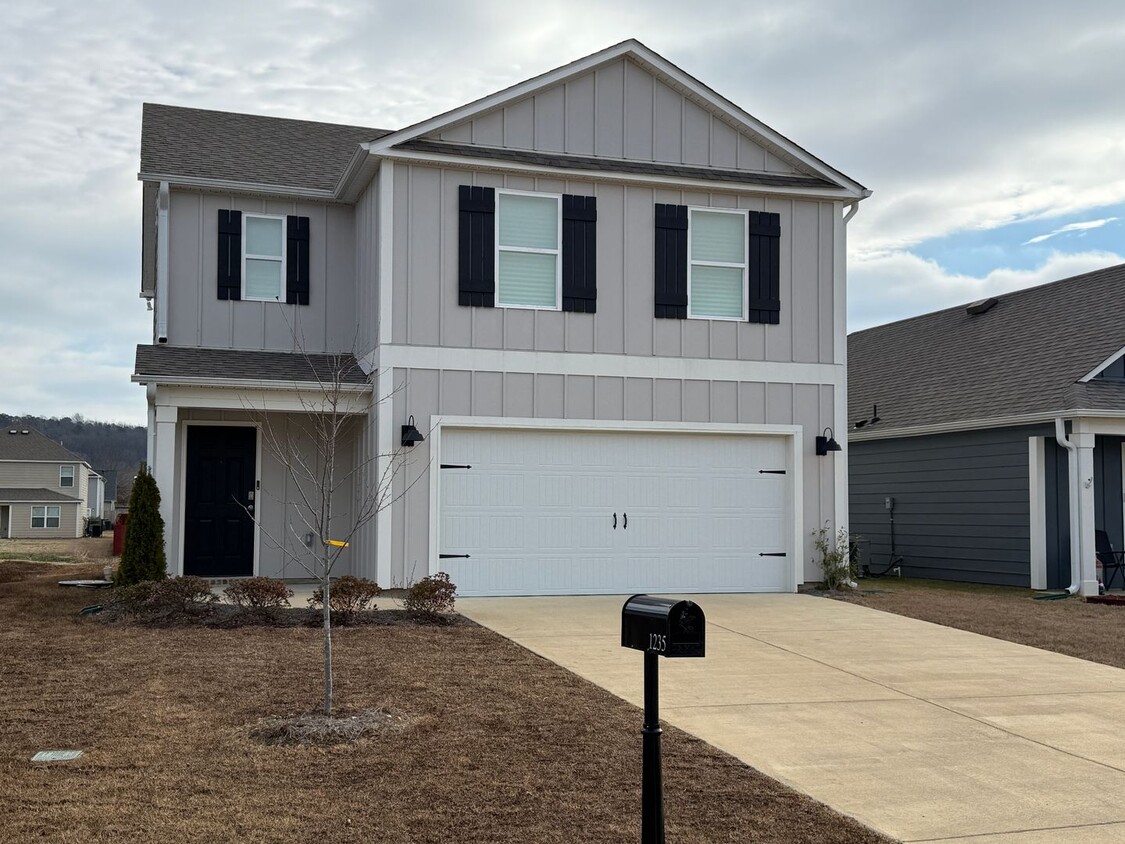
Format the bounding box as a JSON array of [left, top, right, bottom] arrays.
[[396, 139, 840, 189], [140, 103, 391, 192], [849, 262, 1125, 435], [134, 345, 369, 386], [0, 488, 78, 503], [0, 428, 85, 463]]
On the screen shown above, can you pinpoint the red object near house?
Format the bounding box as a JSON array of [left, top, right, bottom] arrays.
[[112, 513, 128, 556]]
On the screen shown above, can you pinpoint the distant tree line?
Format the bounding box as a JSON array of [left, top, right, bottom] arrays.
[[1, 413, 146, 505]]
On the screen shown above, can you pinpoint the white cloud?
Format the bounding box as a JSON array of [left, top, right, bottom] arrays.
[[849, 249, 1124, 331], [1022, 217, 1118, 244]]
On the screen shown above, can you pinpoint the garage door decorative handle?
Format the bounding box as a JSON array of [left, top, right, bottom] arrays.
[[613, 513, 617, 530], [758, 469, 786, 475], [623, 512, 628, 530], [439, 554, 471, 559], [440, 463, 472, 469], [759, 552, 787, 557]]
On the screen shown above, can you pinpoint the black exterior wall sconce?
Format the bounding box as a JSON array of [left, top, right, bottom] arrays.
[[816, 427, 842, 456], [401, 415, 425, 447]]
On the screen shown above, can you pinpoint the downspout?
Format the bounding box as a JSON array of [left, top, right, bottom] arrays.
[[155, 181, 170, 343], [1054, 417, 1081, 595]]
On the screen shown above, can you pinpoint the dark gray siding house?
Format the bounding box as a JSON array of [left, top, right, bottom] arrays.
[[848, 263, 1125, 595]]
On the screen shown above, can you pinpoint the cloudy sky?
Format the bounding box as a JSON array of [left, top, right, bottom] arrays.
[[3, 0, 1124, 425]]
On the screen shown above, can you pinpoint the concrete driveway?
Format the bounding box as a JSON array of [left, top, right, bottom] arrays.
[[458, 594, 1125, 843]]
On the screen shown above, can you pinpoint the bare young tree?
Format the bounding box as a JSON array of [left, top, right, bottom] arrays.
[[242, 320, 417, 717]]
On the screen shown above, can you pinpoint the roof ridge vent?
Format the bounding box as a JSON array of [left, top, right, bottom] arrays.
[[966, 297, 999, 316]]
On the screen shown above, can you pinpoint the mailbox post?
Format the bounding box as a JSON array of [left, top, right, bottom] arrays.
[[621, 595, 706, 844]]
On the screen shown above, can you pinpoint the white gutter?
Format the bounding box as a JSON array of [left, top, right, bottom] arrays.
[[1054, 417, 1081, 595], [155, 182, 170, 343]]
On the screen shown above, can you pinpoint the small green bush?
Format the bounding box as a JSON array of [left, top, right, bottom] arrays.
[[112, 576, 217, 620], [813, 524, 858, 592], [115, 465, 167, 586], [403, 572, 456, 620], [308, 575, 382, 623], [224, 577, 293, 619]]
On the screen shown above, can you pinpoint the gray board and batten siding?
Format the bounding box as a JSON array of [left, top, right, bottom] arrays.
[[164, 191, 357, 355], [390, 162, 840, 365], [851, 426, 1125, 589]]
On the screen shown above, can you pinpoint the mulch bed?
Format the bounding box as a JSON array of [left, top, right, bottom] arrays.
[[838, 577, 1125, 670], [0, 564, 891, 844]]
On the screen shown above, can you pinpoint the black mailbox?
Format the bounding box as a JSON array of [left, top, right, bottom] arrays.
[[621, 594, 705, 658]]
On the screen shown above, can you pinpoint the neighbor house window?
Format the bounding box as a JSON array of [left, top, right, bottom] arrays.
[[32, 506, 60, 529], [60, 465, 74, 487], [243, 214, 286, 301], [688, 208, 747, 320], [496, 191, 561, 310]]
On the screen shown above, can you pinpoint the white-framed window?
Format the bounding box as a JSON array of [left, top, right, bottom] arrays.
[[496, 190, 561, 310], [688, 207, 748, 321], [60, 465, 74, 488], [32, 505, 61, 529], [242, 214, 286, 301]]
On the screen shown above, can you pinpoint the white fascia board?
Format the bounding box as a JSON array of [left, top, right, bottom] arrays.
[[848, 410, 1125, 441], [378, 149, 860, 201], [153, 384, 370, 415], [431, 414, 802, 437], [134, 374, 371, 393], [1080, 344, 1125, 382], [363, 39, 868, 197], [373, 343, 843, 387], [137, 172, 339, 202]]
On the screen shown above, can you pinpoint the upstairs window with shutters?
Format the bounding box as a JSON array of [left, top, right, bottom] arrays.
[[242, 214, 286, 301], [496, 190, 561, 310], [688, 208, 747, 321]]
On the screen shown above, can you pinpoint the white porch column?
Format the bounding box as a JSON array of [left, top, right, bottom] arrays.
[[153, 404, 178, 575], [1074, 432, 1098, 597]]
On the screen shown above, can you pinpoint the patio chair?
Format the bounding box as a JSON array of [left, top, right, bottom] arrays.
[[1095, 530, 1125, 591]]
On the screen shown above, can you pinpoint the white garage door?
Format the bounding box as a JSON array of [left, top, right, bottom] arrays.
[[438, 427, 792, 596]]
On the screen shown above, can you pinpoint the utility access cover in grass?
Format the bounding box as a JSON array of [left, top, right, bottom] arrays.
[[31, 750, 83, 762]]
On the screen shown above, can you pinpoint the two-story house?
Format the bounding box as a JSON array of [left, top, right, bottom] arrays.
[[0, 427, 93, 539], [132, 40, 869, 595]]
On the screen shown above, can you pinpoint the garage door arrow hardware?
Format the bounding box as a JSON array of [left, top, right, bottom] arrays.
[[439, 554, 471, 559], [439, 464, 472, 469], [759, 552, 787, 557], [758, 469, 786, 475]]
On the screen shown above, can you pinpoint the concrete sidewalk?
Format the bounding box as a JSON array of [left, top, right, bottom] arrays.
[[459, 594, 1125, 843]]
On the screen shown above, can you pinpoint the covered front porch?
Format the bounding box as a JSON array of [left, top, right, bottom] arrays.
[[1033, 416, 1125, 595], [134, 345, 376, 581]]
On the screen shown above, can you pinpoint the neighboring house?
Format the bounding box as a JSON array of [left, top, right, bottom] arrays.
[[88, 471, 105, 520], [849, 264, 1125, 596], [95, 468, 119, 522], [0, 427, 93, 539], [132, 40, 869, 595]]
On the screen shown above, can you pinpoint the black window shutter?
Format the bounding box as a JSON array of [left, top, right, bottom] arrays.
[[748, 211, 781, 324], [458, 185, 495, 307], [286, 215, 310, 305], [654, 203, 688, 319], [562, 194, 597, 313], [217, 209, 242, 301]]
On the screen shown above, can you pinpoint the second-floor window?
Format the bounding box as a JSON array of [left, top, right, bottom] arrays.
[[497, 191, 561, 310], [688, 208, 748, 321], [60, 465, 74, 488], [243, 214, 286, 301]]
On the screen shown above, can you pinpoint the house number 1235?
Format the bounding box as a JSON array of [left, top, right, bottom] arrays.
[[648, 633, 667, 653]]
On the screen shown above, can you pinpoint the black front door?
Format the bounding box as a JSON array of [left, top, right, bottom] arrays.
[[184, 425, 256, 577]]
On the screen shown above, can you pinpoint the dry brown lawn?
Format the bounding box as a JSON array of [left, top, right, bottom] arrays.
[[0, 535, 115, 565], [0, 564, 890, 844], [838, 578, 1125, 669]]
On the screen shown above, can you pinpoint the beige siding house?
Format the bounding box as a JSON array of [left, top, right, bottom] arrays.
[[0, 427, 92, 539], [133, 40, 869, 594]]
